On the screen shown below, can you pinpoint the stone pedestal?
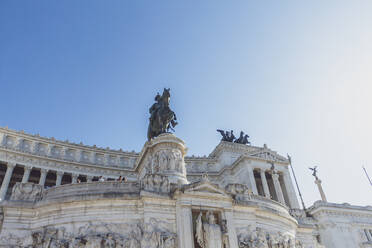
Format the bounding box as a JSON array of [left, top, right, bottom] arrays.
[[137, 133, 188, 185]]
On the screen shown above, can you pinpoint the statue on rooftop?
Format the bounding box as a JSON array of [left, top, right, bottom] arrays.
[[217, 130, 250, 145], [217, 129, 235, 142], [309, 166, 318, 180], [147, 88, 178, 140], [234, 131, 250, 145]]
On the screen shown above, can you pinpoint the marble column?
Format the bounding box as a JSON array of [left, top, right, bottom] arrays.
[[71, 174, 79, 184], [283, 170, 300, 208], [56, 171, 64, 186], [247, 167, 258, 195], [315, 179, 327, 202], [260, 170, 271, 198], [272, 172, 285, 205], [0, 162, 16, 201], [22, 166, 32, 183], [176, 205, 194, 248], [86, 175, 94, 182], [39, 169, 48, 186]]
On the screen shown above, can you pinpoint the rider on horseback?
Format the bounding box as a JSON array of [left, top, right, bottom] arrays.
[[147, 89, 178, 140]]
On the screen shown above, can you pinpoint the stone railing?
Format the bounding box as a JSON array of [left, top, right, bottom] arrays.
[[8, 182, 141, 205], [236, 194, 292, 217], [0, 127, 138, 169]]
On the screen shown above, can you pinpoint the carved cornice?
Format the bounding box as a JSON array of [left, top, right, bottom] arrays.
[[308, 201, 372, 219]]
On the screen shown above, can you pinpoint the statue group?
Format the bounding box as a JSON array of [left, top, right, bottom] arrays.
[[148, 88, 178, 140], [217, 130, 250, 145]]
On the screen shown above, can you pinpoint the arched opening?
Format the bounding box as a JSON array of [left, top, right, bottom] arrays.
[[78, 175, 87, 183], [254, 169, 264, 196], [7, 165, 24, 197], [61, 174, 72, 185], [266, 173, 278, 201], [29, 168, 41, 184], [45, 171, 56, 188]]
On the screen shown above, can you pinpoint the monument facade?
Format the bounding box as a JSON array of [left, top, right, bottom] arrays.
[[0, 89, 370, 247]]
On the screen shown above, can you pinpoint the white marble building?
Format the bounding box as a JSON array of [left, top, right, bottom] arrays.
[[0, 126, 371, 247]]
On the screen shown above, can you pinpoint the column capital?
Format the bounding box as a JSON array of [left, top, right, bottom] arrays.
[[7, 162, 16, 169], [40, 168, 48, 174], [71, 173, 79, 178], [24, 166, 32, 172], [272, 172, 280, 180]]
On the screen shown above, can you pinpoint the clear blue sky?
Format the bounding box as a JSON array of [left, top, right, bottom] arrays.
[[1, 1, 371, 207]]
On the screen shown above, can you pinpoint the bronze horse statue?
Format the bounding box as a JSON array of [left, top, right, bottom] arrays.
[[147, 88, 178, 140]]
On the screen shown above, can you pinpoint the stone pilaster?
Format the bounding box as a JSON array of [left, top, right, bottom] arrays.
[[272, 172, 285, 205], [56, 171, 64, 186], [22, 166, 32, 183], [260, 170, 271, 198], [176, 205, 194, 248], [39, 169, 48, 186], [224, 210, 239, 248], [0, 162, 16, 201]]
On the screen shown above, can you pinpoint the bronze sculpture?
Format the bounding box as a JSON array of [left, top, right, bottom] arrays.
[[309, 166, 318, 180], [217, 130, 250, 145], [147, 88, 178, 140]]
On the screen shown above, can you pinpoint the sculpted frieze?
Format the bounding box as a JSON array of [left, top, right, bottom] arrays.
[[141, 174, 170, 194], [0, 219, 177, 248], [142, 218, 177, 248], [10, 182, 43, 202], [237, 226, 304, 248], [146, 149, 184, 175]]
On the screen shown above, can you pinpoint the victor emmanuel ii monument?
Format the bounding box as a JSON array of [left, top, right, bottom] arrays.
[[0, 88, 371, 248]]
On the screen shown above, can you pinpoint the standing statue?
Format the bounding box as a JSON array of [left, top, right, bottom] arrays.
[[196, 211, 223, 248], [148, 88, 178, 140]]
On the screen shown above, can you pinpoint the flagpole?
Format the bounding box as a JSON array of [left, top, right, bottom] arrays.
[[287, 154, 306, 210], [363, 166, 372, 186]]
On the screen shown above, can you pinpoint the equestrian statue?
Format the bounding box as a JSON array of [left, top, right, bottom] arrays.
[[147, 88, 178, 141]]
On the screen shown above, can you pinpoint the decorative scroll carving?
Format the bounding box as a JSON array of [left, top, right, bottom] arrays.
[[237, 226, 304, 248], [141, 174, 170, 194], [10, 182, 43, 202]]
